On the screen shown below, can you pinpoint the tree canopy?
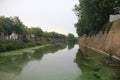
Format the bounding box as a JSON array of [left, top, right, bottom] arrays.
[[0, 16, 26, 36], [0, 16, 69, 40], [29, 27, 43, 38], [74, 0, 120, 36], [68, 33, 77, 43]]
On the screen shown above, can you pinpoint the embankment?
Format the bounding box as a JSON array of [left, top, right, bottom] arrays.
[[79, 19, 120, 59]]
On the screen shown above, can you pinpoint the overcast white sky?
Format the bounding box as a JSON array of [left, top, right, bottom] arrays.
[[0, 0, 78, 36]]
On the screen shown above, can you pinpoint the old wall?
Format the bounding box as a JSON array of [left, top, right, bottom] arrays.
[[79, 19, 120, 58]]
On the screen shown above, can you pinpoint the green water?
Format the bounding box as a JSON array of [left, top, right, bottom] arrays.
[[0, 44, 119, 80]]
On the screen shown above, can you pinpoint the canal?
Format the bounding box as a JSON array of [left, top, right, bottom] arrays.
[[0, 44, 119, 80]]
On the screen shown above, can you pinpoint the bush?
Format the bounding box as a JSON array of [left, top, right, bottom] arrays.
[[0, 40, 26, 52], [0, 38, 68, 52]]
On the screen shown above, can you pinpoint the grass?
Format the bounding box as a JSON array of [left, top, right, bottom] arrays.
[[0, 44, 51, 56]]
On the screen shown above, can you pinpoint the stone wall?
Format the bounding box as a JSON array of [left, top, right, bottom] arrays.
[[79, 19, 120, 58]]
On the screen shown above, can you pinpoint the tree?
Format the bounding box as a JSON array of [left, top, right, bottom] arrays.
[[1, 16, 14, 39], [30, 27, 43, 38], [13, 16, 26, 35], [0, 16, 4, 34], [0, 16, 28, 40], [74, 0, 120, 36], [68, 33, 75, 40], [68, 33, 77, 43]]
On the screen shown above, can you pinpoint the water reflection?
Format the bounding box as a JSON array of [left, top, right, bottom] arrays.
[[32, 43, 66, 60], [0, 53, 29, 74], [0, 43, 119, 80], [68, 43, 75, 50], [75, 49, 120, 80], [0, 43, 66, 80]]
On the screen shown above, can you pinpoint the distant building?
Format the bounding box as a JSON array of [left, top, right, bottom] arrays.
[[110, 14, 120, 22], [30, 34, 35, 39], [31, 34, 35, 38], [1, 32, 35, 40], [9, 32, 18, 40], [0, 32, 4, 39]]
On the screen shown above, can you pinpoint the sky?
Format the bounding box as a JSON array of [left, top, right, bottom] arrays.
[[0, 0, 78, 36]]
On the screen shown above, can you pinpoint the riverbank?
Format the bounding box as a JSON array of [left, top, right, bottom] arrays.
[[79, 19, 120, 60], [0, 44, 51, 56], [0, 39, 51, 52], [0, 39, 68, 53], [80, 45, 120, 62]]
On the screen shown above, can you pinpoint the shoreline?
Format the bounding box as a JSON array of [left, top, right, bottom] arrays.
[[80, 44, 120, 62]]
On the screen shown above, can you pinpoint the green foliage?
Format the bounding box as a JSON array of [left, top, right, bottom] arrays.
[[75, 49, 116, 80], [0, 33, 68, 52], [74, 0, 120, 36], [2, 17, 14, 35], [43, 31, 67, 39], [13, 16, 27, 35], [68, 33, 74, 39], [0, 16, 26, 36], [0, 40, 51, 52], [0, 16, 68, 40], [0, 43, 66, 74], [0, 40, 25, 52], [68, 33, 77, 43], [29, 27, 43, 38], [0, 16, 72, 52]]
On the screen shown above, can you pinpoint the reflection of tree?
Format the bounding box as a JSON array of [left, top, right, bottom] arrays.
[[0, 43, 66, 76], [75, 49, 116, 80], [0, 53, 31, 74], [67, 39, 77, 50], [32, 43, 66, 60], [68, 43, 75, 50]]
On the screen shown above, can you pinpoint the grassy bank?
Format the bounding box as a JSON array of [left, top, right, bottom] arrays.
[[0, 38, 70, 52], [0, 40, 51, 52]]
